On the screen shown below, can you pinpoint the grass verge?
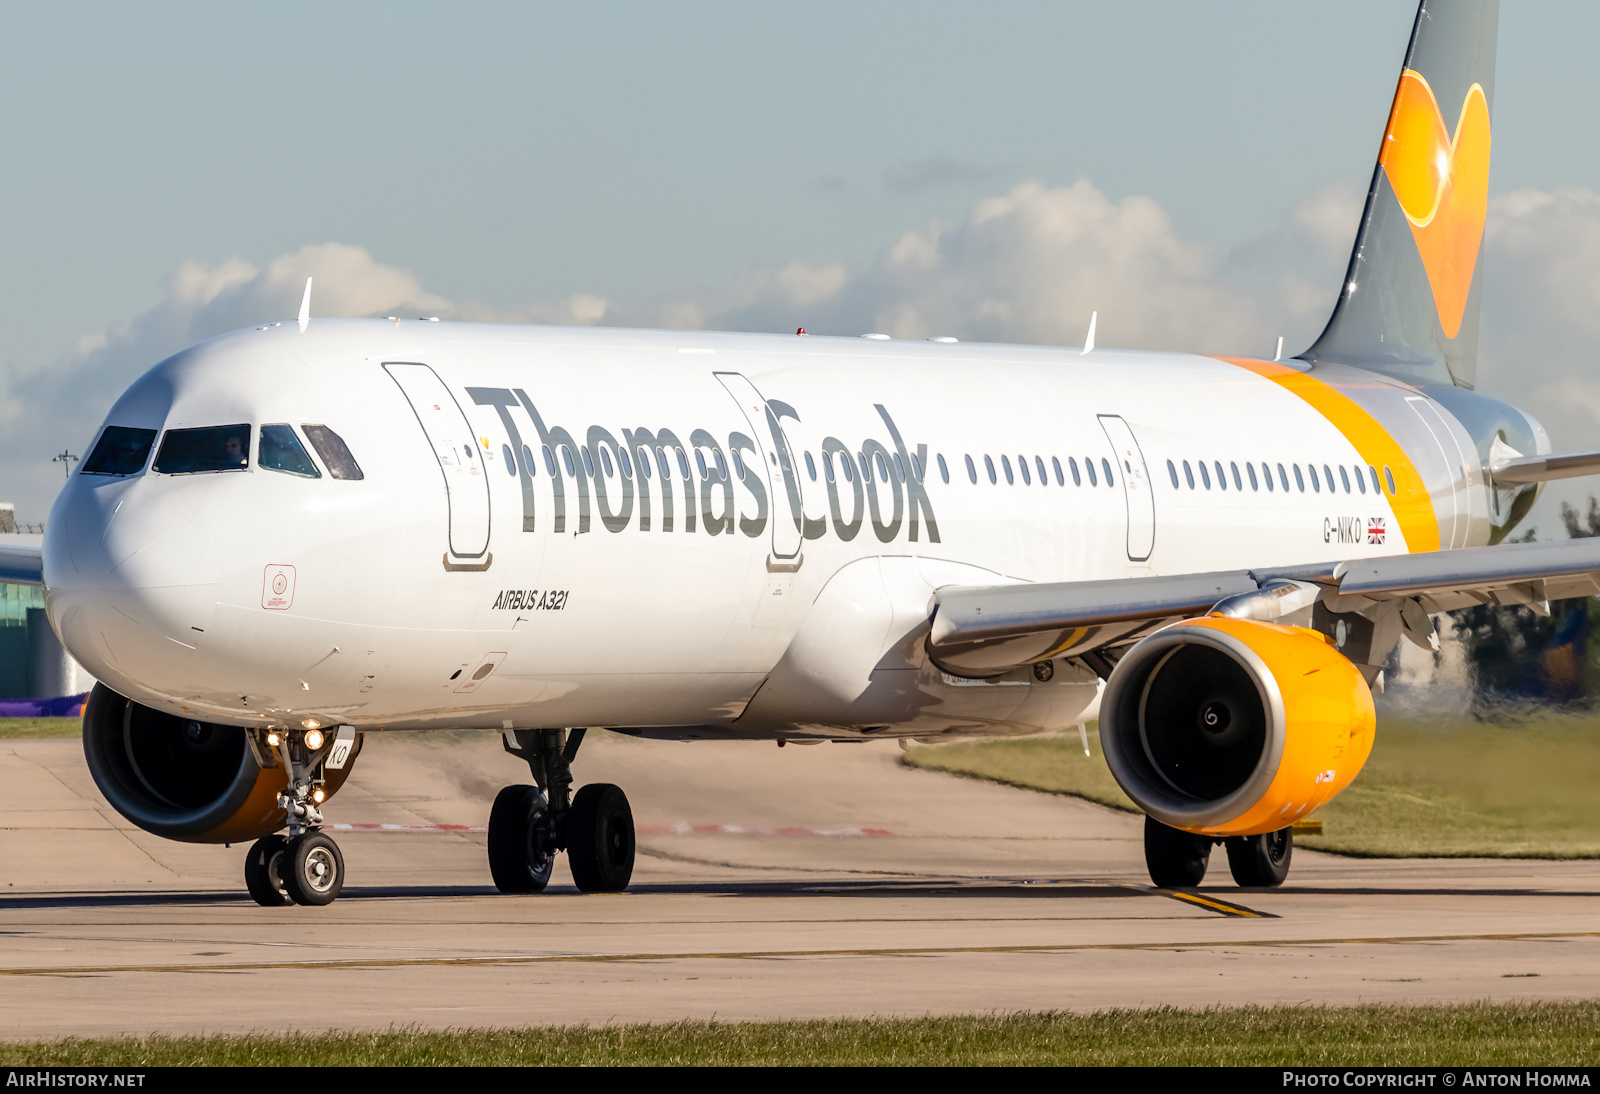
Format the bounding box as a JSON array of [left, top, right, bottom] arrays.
[[3, 1004, 1597, 1066], [0, 716, 81, 739], [903, 713, 1600, 858]]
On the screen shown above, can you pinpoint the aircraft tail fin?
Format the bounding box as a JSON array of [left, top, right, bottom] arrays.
[[1300, 0, 1498, 389]]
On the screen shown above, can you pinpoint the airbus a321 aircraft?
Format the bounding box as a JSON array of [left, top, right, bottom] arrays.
[[6, 0, 1598, 906]]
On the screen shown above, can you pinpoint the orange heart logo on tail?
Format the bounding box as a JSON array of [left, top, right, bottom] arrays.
[[1380, 70, 1491, 340]]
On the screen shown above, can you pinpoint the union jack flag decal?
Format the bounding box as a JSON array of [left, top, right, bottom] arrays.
[[1368, 518, 1386, 545]]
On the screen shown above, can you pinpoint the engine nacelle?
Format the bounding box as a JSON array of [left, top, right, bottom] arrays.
[[81, 684, 360, 844], [1100, 617, 1374, 837]]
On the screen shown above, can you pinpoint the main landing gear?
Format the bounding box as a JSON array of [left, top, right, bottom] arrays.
[[244, 727, 350, 907], [489, 728, 635, 894], [1142, 815, 1293, 889]]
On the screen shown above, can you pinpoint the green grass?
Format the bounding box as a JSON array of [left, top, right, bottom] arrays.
[[904, 713, 1600, 858], [4, 1004, 1597, 1065], [0, 716, 80, 739]]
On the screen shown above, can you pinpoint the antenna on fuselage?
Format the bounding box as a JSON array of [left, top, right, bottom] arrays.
[[1274, 336, 1283, 362], [1080, 311, 1097, 355], [297, 277, 313, 333]]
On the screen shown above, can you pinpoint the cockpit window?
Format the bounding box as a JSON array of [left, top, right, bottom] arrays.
[[82, 426, 158, 476], [153, 425, 251, 474], [301, 424, 364, 481], [259, 424, 321, 479]]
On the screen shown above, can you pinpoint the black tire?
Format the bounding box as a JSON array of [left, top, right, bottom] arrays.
[[244, 835, 290, 907], [1225, 828, 1293, 888], [487, 785, 554, 894], [1143, 815, 1212, 888], [281, 832, 344, 906], [567, 783, 635, 893]]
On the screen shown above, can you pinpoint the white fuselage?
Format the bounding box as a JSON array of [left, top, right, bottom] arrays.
[[42, 319, 1527, 740]]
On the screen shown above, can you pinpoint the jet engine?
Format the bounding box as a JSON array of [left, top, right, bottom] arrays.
[[81, 684, 360, 844], [1099, 617, 1374, 837]]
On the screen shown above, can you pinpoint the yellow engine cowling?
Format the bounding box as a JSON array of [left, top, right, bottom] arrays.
[[1099, 617, 1374, 837], [81, 684, 361, 844]]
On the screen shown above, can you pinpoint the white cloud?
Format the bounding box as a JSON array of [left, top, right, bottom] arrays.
[[9, 178, 1600, 532]]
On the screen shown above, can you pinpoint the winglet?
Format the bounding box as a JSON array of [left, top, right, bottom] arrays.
[[1081, 311, 1097, 355], [298, 277, 313, 333]]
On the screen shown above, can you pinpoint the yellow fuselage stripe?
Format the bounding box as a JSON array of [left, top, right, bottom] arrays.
[[1216, 357, 1439, 553]]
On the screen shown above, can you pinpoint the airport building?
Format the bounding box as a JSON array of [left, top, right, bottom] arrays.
[[1, 506, 91, 706]]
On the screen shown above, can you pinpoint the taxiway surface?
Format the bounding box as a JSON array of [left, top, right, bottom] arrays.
[[1, 730, 1596, 1039]]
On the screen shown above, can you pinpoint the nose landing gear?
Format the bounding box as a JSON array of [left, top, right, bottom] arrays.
[[243, 727, 352, 907], [490, 728, 635, 894], [245, 831, 346, 907]]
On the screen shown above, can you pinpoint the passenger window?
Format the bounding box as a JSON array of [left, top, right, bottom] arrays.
[[714, 450, 729, 480], [859, 452, 872, 482], [1052, 456, 1064, 486], [1199, 461, 1211, 489], [525, 445, 539, 478], [619, 446, 633, 479], [912, 453, 924, 482], [842, 452, 856, 482], [544, 445, 559, 477], [154, 425, 251, 475], [1167, 460, 1179, 489], [1069, 457, 1082, 486], [1214, 461, 1227, 491], [1261, 462, 1273, 492], [1323, 464, 1335, 492], [260, 424, 321, 479], [1231, 462, 1242, 490], [805, 451, 817, 481], [1017, 456, 1031, 485], [938, 454, 950, 484], [1369, 465, 1381, 494], [893, 453, 906, 482], [1085, 458, 1097, 487], [635, 447, 650, 479], [1339, 465, 1350, 493], [731, 449, 744, 479], [1353, 464, 1364, 494], [581, 447, 595, 477], [1183, 460, 1194, 489], [1293, 464, 1305, 492], [1247, 463, 1258, 491], [1309, 463, 1321, 492], [500, 444, 516, 477], [1384, 466, 1396, 494], [82, 426, 157, 477], [874, 452, 889, 482], [1001, 455, 1014, 484], [1035, 456, 1048, 485], [1277, 463, 1289, 492], [560, 445, 576, 477], [695, 450, 709, 479], [823, 451, 836, 482], [1101, 458, 1114, 487], [601, 447, 615, 478], [965, 454, 977, 483], [675, 447, 690, 479], [984, 455, 997, 484]]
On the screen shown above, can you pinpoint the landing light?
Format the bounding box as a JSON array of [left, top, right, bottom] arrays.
[[266, 732, 281, 747], [304, 728, 326, 750], [312, 788, 326, 804], [302, 718, 321, 731]]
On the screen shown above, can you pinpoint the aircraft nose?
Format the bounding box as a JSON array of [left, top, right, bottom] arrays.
[[46, 477, 220, 691]]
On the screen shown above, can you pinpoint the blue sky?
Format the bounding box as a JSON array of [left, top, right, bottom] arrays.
[[4, 2, 1600, 528]]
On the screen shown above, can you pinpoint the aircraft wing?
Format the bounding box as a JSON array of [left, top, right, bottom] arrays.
[[0, 536, 44, 586], [927, 537, 1600, 677]]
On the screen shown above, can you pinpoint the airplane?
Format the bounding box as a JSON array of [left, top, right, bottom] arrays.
[[8, 0, 1599, 907]]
